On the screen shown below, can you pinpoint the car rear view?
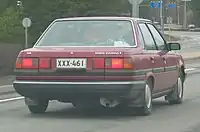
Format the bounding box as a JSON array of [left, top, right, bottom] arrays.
[[13, 17, 146, 114]]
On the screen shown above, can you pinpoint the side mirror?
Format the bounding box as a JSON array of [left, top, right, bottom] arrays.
[[168, 43, 181, 50]]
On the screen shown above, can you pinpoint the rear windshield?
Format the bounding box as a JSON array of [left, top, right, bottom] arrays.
[[35, 20, 135, 47]]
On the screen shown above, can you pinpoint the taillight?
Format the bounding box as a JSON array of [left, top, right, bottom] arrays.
[[105, 58, 133, 69], [15, 58, 22, 69], [21, 58, 38, 69], [93, 58, 105, 69], [39, 58, 50, 69], [123, 58, 133, 69], [15, 58, 51, 69], [111, 59, 123, 69]]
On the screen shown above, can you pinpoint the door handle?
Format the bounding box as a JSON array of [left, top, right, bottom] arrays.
[[162, 57, 166, 60], [150, 56, 155, 63], [162, 57, 167, 64], [150, 56, 154, 60]]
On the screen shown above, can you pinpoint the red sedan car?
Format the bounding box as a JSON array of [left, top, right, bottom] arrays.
[[13, 17, 186, 116]]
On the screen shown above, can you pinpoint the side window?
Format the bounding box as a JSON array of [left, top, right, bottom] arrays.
[[138, 23, 156, 50], [137, 25, 145, 48], [147, 24, 166, 50]]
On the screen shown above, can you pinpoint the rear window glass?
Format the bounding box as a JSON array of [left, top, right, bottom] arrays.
[[35, 20, 135, 47]]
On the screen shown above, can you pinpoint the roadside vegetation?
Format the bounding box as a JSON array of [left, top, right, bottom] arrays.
[[0, 0, 199, 45], [0, 0, 131, 45], [0, 0, 197, 75], [0, 7, 23, 44]]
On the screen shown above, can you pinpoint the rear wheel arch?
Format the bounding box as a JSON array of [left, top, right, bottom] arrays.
[[145, 72, 155, 90], [146, 76, 154, 91], [180, 65, 186, 82]]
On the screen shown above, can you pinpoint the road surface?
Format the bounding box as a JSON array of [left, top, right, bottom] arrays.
[[165, 31, 200, 53], [0, 60, 199, 132]]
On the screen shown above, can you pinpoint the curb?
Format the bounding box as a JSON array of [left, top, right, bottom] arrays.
[[0, 85, 15, 95], [164, 28, 186, 31], [0, 90, 16, 96], [184, 56, 200, 62]]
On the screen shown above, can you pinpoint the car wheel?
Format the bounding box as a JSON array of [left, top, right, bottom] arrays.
[[27, 100, 49, 114], [167, 77, 183, 104], [136, 80, 152, 116]]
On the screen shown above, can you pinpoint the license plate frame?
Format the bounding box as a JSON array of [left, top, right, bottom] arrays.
[[56, 58, 87, 69]]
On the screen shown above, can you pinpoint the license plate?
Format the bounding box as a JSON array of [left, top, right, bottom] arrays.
[[56, 58, 87, 69]]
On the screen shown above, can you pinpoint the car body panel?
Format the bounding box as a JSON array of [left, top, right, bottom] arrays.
[[161, 51, 179, 90], [13, 16, 184, 107], [137, 50, 166, 93]]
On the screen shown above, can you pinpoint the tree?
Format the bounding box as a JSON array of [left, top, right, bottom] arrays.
[[0, 7, 23, 43], [190, 0, 200, 26], [22, 0, 131, 45], [0, 0, 131, 44]]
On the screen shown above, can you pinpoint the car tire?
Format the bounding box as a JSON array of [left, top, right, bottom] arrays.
[[167, 76, 184, 105], [27, 100, 49, 114], [136, 80, 153, 116]]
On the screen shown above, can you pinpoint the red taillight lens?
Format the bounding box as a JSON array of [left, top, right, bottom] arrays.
[[93, 58, 105, 69], [15, 58, 22, 69], [22, 58, 38, 69], [15, 58, 51, 69], [22, 58, 33, 67], [39, 58, 50, 69]]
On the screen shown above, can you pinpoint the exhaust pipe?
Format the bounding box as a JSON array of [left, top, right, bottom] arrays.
[[100, 97, 119, 108]]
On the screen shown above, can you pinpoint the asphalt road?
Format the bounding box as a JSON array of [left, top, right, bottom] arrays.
[[0, 69, 199, 131], [165, 31, 200, 53], [0, 61, 200, 132]]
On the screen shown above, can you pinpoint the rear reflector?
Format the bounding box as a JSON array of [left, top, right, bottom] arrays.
[[93, 58, 105, 69], [39, 58, 50, 69]]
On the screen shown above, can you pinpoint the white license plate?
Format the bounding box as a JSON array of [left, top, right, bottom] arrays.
[[56, 58, 87, 69]]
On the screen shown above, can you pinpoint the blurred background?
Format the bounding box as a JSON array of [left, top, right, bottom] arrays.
[[0, 0, 199, 75]]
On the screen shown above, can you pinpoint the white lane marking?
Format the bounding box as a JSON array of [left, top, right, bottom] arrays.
[[185, 68, 196, 72], [0, 97, 24, 103]]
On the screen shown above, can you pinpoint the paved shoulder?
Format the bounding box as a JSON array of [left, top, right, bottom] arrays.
[[0, 73, 199, 132]]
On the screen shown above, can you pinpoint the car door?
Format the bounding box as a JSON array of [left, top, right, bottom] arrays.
[[146, 23, 178, 90], [138, 23, 165, 93]]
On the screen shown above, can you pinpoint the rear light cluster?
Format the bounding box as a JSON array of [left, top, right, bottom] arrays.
[[16, 58, 50, 69], [15, 57, 133, 69], [93, 58, 133, 69]]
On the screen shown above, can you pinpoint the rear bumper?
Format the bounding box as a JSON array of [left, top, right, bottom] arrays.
[[13, 80, 146, 101]]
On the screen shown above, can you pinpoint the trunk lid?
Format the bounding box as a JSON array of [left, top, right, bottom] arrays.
[[21, 47, 127, 57]]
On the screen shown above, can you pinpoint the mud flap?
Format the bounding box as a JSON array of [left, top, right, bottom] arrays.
[[128, 85, 146, 107]]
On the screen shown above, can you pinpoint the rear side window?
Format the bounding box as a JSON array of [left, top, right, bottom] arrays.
[[35, 20, 135, 47], [137, 25, 145, 48], [138, 23, 156, 50], [147, 24, 166, 50]]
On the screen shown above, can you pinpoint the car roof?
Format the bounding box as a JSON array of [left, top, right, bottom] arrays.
[[55, 16, 152, 23]]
